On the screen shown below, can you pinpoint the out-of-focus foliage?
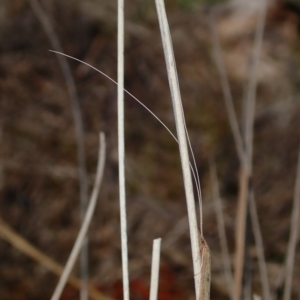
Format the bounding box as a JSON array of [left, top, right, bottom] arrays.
[[175, 0, 226, 10]]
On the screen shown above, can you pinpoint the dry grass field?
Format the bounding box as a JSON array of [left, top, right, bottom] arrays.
[[0, 0, 300, 299]]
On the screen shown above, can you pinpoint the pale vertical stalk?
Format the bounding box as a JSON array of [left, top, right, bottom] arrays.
[[51, 133, 106, 300], [149, 238, 162, 300], [208, 12, 249, 297], [208, 4, 270, 299], [234, 2, 268, 299], [28, 1, 89, 299], [234, 169, 249, 300], [154, 0, 201, 298], [117, 1, 130, 300], [283, 146, 300, 300], [209, 160, 233, 299], [208, 11, 245, 166], [242, 68, 250, 139], [244, 1, 268, 174], [249, 191, 271, 300]]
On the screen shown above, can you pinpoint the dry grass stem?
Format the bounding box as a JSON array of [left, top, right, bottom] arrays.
[[210, 160, 233, 299], [244, 1, 268, 172], [208, 11, 245, 166], [234, 2, 268, 298], [283, 146, 300, 300], [117, 1, 130, 299], [51, 133, 106, 300], [28, 0, 88, 215], [199, 235, 211, 300], [149, 238, 162, 300], [249, 191, 271, 300], [28, 1, 89, 298], [49, 50, 201, 203], [48, 51, 176, 141], [209, 3, 270, 298], [3, 1, 298, 300], [154, 0, 202, 297], [0, 217, 112, 300], [209, 9, 270, 299], [209, 9, 269, 300], [233, 169, 249, 300]]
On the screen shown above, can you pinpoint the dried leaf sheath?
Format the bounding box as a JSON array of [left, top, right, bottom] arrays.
[[199, 235, 211, 300]]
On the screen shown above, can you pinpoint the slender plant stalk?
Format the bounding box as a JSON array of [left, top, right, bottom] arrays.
[[49, 51, 207, 298], [235, 3, 268, 299], [208, 12, 250, 298], [210, 12, 251, 298], [0, 219, 111, 300], [117, 1, 130, 300], [249, 190, 271, 300], [51, 133, 106, 300], [154, 0, 202, 298], [209, 159, 233, 299], [244, 1, 268, 174], [244, 0, 269, 168], [209, 5, 269, 299], [234, 168, 250, 300], [28, 1, 89, 299], [48, 50, 202, 197], [149, 238, 162, 300], [208, 14, 249, 298], [283, 145, 300, 300], [208, 11, 245, 166]]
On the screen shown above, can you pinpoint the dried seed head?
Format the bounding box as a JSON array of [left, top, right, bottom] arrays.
[[199, 235, 211, 300]]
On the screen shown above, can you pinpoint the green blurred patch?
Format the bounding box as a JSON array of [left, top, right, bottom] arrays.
[[174, 0, 227, 10]]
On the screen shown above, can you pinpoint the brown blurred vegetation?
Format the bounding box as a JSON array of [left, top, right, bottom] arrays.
[[0, 0, 300, 299]]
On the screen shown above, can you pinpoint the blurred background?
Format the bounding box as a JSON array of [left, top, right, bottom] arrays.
[[0, 0, 300, 299]]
